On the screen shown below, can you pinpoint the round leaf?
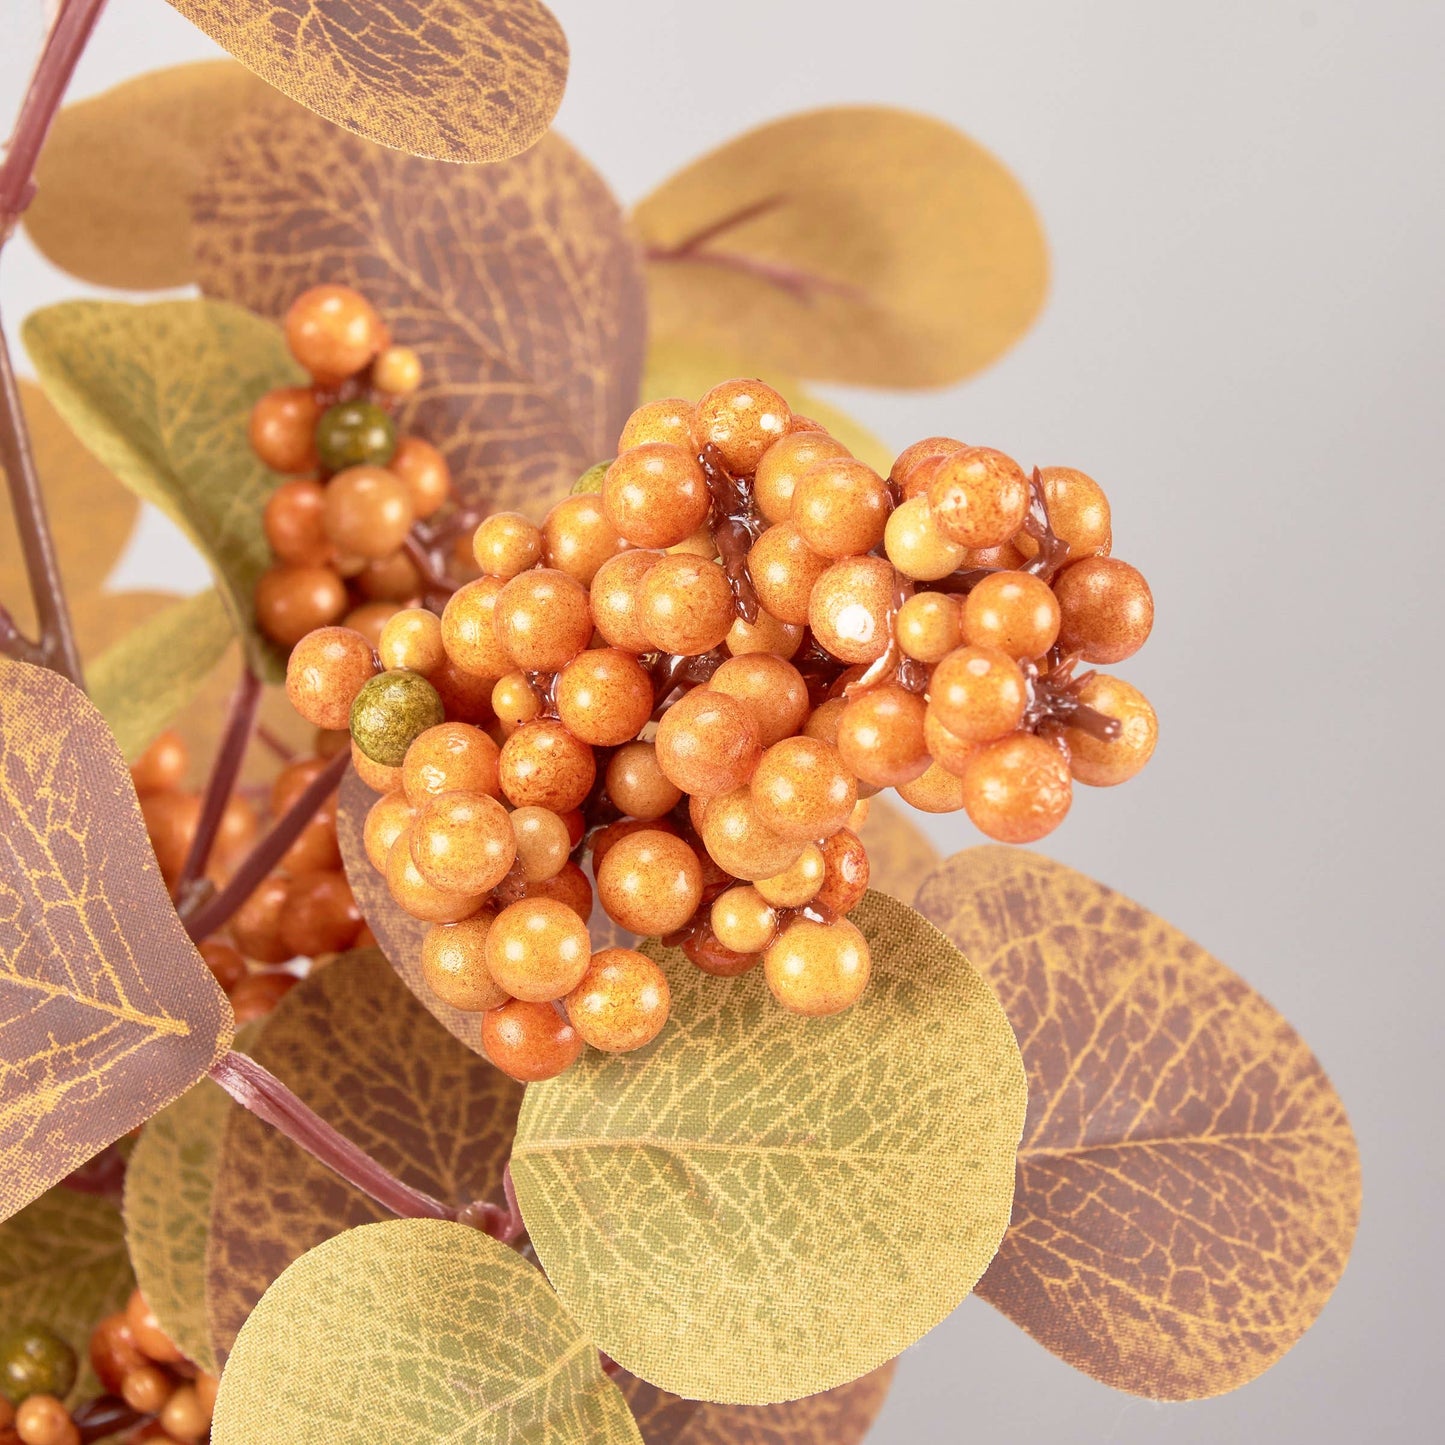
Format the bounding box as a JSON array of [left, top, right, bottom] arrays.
[[0, 1189, 134, 1406], [168, 0, 568, 165], [619, 1362, 895, 1445], [24, 62, 282, 290], [511, 890, 1027, 1404], [205, 950, 522, 1365], [635, 106, 1048, 388], [191, 108, 646, 516], [124, 1021, 264, 1376], [22, 299, 303, 682], [914, 847, 1362, 1400], [0, 660, 234, 1219], [213, 1219, 640, 1445]]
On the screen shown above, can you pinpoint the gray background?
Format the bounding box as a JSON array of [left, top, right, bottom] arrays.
[[3, 1, 1439, 1438]]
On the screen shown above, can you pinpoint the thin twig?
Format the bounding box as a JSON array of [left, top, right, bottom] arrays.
[[172, 667, 262, 899], [256, 721, 297, 762], [183, 749, 349, 941], [208, 1051, 455, 1220]]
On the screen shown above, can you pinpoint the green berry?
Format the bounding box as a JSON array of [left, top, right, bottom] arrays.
[[572, 460, 611, 495], [315, 400, 396, 472], [350, 670, 445, 766], [0, 1322, 77, 1403]]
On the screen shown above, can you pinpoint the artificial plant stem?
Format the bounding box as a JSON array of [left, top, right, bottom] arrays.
[[183, 748, 349, 941], [208, 1051, 455, 1221], [173, 666, 263, 899]]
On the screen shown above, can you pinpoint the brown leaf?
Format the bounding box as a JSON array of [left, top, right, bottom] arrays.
[[24, 62, 282, 290], [205, 948, 522, 1365], [618, 1362, 896, 1445], [191, 110, 647, 516], [166, 0, 568, 164], [634, 106, 1048, 388], [858, 798, 938, 906], [913, 847, 1361, 1400], [0, 660, 234, 1220]]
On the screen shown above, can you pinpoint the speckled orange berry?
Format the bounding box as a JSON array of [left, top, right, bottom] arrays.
[[1061, 674, 1157, 786], [602, 443, 711, 548], [590, 548, 661, 652], [725, 607, 803, 659], [808, 555, 897, 665], [566, 948, 671, 1052], [285, 625, 378, 730], [1019, 467, 1112, 560], [491, 671, 542, 735], [596, 828, 703, 935], [791, 456, 891, 559], [1053, 556, 1154, 663], [707, 654, 810, 749], [542, 493, 626, 586], [498, 720, 596, 812], [816, 827, 870, 915], [896, 591, 962, 664], [402, 722, 501, 804], [640, 554, 735, 655], [555, 648, 653, 746], [363, 790, 416, 872], [925, 446, 1031, 548], [618, 397, 696, 451], [385, 825, 485, 923], [472, 512, 543, 580], [485, 897, 591, 1001], [748, 523, 831, 626], [510, 805, 572, 882], [699, 785, 806, 881], [962, 570, 1061, 659], [410, 790, 516, 894], [961, 733, 1072, 840], [884, 494, 967, 580], [694, 378, 791, 473], [495, 568, 594, 671], [836, 684, 930, 788], [421, 914, 507, 1012], [605, 742, 682, 821], [929, 646, 1027, 742], [710, 884, 778, 954], [890, 436, 966, 495], [749, 736, 857, 841], [896, 759, 970, 813], [753, 430, 851, 525], [378, 607, 445, 674], [653, 687, 761, 797], [764, 917, 871, 1015], [755, 842, 826, 908], [481, 999, 583, 1081], [440, 576, 512, 679]]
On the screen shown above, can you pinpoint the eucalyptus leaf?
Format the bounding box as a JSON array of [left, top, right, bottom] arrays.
[[89, 590, 235, 762], [23, 299, 303, 682], [511, 890, 1027, 1405], [211, 1220, 643, 1445]]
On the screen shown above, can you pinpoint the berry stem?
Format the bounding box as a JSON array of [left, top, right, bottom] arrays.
[[172, 665, 263, 900], [71, 1395, 145, 1444], [208, 1050, 456, 1221], [0, 0, 110, 691], [182, 748, 349, 941], [255, 721, 298, 762]]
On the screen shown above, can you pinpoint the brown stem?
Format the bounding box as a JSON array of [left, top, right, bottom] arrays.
[[256, 721, 297, 762], [172, 667, 262, 899], [402, 532, 453, 595], [72, 1395, 144, 1444], [208, 1051, 455, 1220], [699, 443, 759, 623], [0, 601, 43, 664], [182, 749, 349, 941]]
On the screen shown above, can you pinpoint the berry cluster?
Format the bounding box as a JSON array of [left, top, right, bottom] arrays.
[[280, 338, 1156, 1079], [132, 728, 368, 1023], [248, 285, 451, 651], [0, 1291, 216, 1444]]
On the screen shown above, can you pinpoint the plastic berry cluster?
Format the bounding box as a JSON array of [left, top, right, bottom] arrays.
[[279, 303, 1156, 1082], [248, 285, 452, 652], [0, 1290, 217, 1445], [132, 727, 369, 1024]]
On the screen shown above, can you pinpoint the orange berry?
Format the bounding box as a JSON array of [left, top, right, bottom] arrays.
[[725, 607, 803, 659], [481, 999, 583, 1081], [1019, 466, 1112, 559], [388, 436, 450, 520], [693, 378, 791, 473], [254, 563, 347, 647], [653, 687, 761, 797], [708, 654, 810, 748], [129, 729, 188, 794], [498, 720, 596, 812], [565, 948, 671, 1052], [322, 466, 414, 560], [748, 523, 830, 626], [525, 861, 593, 922], [749, 735, 858, 840], [602, 444, 711, 548], [554, 648, 653, 747], [472, 512, 543, 580], [699, 784, 806, 881], [790, 456, 891, 559], [928, 646, 1028, 742], [485, 897, 592, 1001], [884, 494, 967, 580], [125, 1288, 183, 1364], [495, 568, 594, 671], [890, 436, 966, 494], [377, 607, 445, 674], [753, 430, 851, 525], [263, 477, 331, 565], [229, 969, 298, 1022], [763, 917, 871, 1015], [510, 805, 572, 883], [754, 842, 826, 908], [836, 684, 929, 788], [284, 284, 385, 382], [808, 555, 897, 665], [925, 446, 1031, 548], [372, 345, 422, 396], [961, 570, 1061, 659], [285, 625, 379, 730], [542, 493, 626, 586], [385, 824, 485, 923], [590, 548, 661, 652], [815, 827, 870, 915], [228, 873, 292, 963], [440, 576, 512, 680], [249, 387, 321, 473], [197, 940, 246, 993], [421, 913, 508, 1012], [618, 397, 696, 451], [402, 721, 502, 804], [363, 790, 415, 871], [596, 828, 703, 935], [1053, 557, 1154, 663], [896, 759, 970, 813], [1060, 675, 1157, 786], [710, 885, 777, 954], [605, 741, 682, 821], [409, 791, 516, 894], [491, 670, 542, 735], [960, 733, 1073, 840]]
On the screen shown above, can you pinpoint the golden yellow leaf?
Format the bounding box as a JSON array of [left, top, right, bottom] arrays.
[[512, 890, 1027, 1405], [914, 847, 1361, 1400], [190, 110, 647, 517], [858, 797, 939, 906], [635, 107, 1048, 388], [205, 950, 521, 1365], [212, 1220, 642, 1445], [0, 660, 234, 1220], [168, 0, 568, 165], [24, 62, 283, 290], [640, 340, 892, 476]]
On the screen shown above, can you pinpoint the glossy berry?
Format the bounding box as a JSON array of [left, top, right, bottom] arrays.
[[498, 720, 596, 812], [699, 784, 806, 881], [748, 523, 831, 626], [641, 554, 735, 655], [693, 378, 791, 473], [725, 607, 803, 659], [314, 399, 396, 472], [589, 548, 661, 652], [491, 671, 542, 735], [790, 456, 891, 559], [322, 465, 414, 559], [566, 948, 671, 1052], [485, 897, 591, 1002], [159, 1383, 210, 1443], [350, 669, 445, 766], [410, 791, 516, 894], [816, 827, 870, 915], [509, 805, 572, 883], [709, 654, 810, 748], [128, 728, 188, 794], [890, 435, 966, 494], [763, 917, 871, 1016], [527, 861, 594, 921], [440, 576, 511, 680], [1061, 675, 1158, 786], [808, 555, 897, 664], [1053, 557, 1154, 663], [482, 999, 584, 1082], [596, 828, 703, 935], [402, 722, 501, 804], [618, 396, 696, 451], [684, 925, 762, 977], [263, 477, 331, 566], [708, 886, 775, 956], [421, 914, 507, 1012], [929, 646, 1027, 742], [602, 443, 711, 548], [249, 386, 320, 473], [13, 1394, 77, 1445], [884, 494, 967, 580], [228, 873, 292, 963], [284, 284, 385, 381], [495, 568, 594, 671], [125, 1289, 183, 1365], [385, 824, 484, 923], [755, 842, 826, 908], [555, 648, 653, 746], [280, 870, 362, 957], [925, 446, 1031, 548], [896, 759, 970, 813], [1021, 466, 1112, 559], [896, 590, 962, 664], [378, 607, 444, 674], [924, 706, 981, 777], [836, 684, 929, 788], [119, 1364, 173, 1414], [389, 436, 451, 519], [229, 969, 298, 1022], [87, 1314, 148, 1396], [962, 570, 1061, 659], [653, 687, 761, 797], [605, 741, 682, 821], [0, 1323, 76, 1404], [355, 548, 423, 601], [363, 790, 415, 871], [753, 430, 851, 525], [749, 736, 857, 840], [372, 344, 422, 395], [344, 600, 399, 647], [255, 563, 347, 646], [286, 625, 379, 730], [472, 511, 543, 580], [961, 732, 1073, 841], [542, 493, 625, 586]]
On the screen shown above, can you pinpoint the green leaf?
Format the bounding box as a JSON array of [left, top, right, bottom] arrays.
[[511, 890, 1027, 1405], [0, 1189, 135, 1406], [89, 590, 236, 762], [211, 1219, 643, 1445], [23, 299, 303, 682], [123, 1021, 263, 1377]]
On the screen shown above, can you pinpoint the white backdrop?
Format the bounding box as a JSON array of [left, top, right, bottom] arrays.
[[3, 3, 1440, 1440]]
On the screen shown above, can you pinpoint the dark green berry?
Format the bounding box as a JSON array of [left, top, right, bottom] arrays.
[[315, 400, 397, 472], [572, 460, 611, 495], [0, 1322, 77, 1404], [350, 670, 445, 766]]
